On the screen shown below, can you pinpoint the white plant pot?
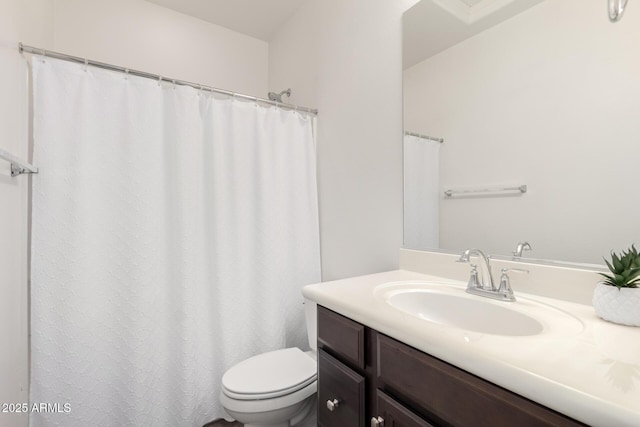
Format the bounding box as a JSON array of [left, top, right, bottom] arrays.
[[593, 282, 640, 326]]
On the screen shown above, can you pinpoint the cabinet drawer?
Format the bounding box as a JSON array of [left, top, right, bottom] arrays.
[[374, 389, 435, 427], [377, 334, 585, 427], [318, 349, 365, 427], [318, 305, 365, 369]]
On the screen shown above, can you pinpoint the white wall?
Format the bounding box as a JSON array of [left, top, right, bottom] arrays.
[[269, 0, 420, 281], [0, 2, 53, 426], [404, 0, 640, 264], [53, 0, 269, 97]]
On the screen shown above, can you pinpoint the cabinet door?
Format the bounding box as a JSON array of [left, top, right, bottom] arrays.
[[373, 390, 435, 427], [318, 305, 366, 369], [377, 333, 586, 427], [318, 349, 365, 427]]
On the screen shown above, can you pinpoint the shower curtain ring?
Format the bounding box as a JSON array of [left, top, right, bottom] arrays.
[[158, 76, 163, 87], [83, 58, 88, 72], [124, 69, 129, 80]]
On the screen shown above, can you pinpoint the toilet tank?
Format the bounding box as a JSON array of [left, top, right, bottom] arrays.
[[303, 298, 317, 351]]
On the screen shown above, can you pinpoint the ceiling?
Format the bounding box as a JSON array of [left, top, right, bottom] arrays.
[[145, 0, 308, 41], [403, 0, 545, 69]]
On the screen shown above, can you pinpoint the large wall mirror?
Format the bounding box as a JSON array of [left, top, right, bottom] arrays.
[[402, 0, 640, 267]]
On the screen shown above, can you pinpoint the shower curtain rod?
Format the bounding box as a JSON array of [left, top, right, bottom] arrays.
[[19, 43, 319, 115], [405, 131, 444, 143]]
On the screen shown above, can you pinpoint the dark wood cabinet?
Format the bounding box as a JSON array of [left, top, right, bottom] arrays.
[[318, 305, 365, 370], [317, 305, 586, 427], [317, 306, 368, 427], [376, 333, 585, 427], [375, 390, 435, 427], [318, 350, 365, 427]]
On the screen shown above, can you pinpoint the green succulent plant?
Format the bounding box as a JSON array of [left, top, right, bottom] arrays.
[[599, 245, 640, 289]]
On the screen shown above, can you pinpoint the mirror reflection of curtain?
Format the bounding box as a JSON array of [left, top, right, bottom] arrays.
[[403, 134, 439, 249], [29, 57, 321, 426]]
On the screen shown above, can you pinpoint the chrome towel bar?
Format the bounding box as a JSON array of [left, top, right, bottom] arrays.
[[444, 185, 527, 198], [0, 147, 38, 177]]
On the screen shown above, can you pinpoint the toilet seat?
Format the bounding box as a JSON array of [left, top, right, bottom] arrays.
[[220, 380, 317, 416], [222, 348, 317, 400]]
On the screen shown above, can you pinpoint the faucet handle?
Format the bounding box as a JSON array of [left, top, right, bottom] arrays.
[[498, 268, 529, 299], [467, 264, 481, 289]]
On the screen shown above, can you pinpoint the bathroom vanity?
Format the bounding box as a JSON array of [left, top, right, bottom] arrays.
[[304, 253, 640, 427], [316, 304, 583, 426]]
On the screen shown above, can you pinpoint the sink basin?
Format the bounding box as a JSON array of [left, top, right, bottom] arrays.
[[388, 291, 543, 336], [376, 281, 584, 337]]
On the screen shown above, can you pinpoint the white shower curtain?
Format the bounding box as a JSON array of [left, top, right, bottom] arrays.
[[30, 57, 321, 426], [403, 134, 440, 249]]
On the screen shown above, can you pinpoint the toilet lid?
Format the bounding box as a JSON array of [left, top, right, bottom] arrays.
[[222, 348, 317, 400]]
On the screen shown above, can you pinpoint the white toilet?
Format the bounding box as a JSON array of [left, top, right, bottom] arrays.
[[220, 299, 318, 427]]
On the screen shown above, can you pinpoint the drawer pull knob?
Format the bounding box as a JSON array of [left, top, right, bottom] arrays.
[[326, 398, 340, 411], [371, 416, 385, 427]]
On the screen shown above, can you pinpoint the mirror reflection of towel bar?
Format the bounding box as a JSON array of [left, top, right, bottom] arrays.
[[444, 185, 527, 198]]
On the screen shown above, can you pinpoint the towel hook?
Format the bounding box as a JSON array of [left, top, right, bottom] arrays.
[[609, 0, 629, 22]]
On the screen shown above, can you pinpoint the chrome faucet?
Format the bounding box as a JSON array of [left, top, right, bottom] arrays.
[[512, 241, 532, 259], [458, 248, 496, 291], [458, 248, 526, 302]]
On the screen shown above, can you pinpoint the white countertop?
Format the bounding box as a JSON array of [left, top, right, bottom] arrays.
[[303, 269, 640, 427]]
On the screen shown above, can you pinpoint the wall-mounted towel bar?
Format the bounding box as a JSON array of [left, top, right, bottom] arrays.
[[444, 185, 527, 198], [0, 148, 38, 177]]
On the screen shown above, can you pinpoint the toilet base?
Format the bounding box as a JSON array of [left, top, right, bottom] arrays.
[[228, 394, 315, 427]]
